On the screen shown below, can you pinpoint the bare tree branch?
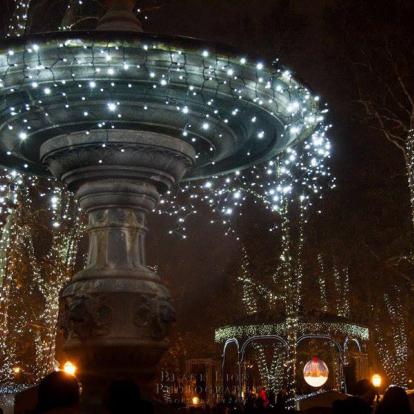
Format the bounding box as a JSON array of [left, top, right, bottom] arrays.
[[385, 42, 414, 109]]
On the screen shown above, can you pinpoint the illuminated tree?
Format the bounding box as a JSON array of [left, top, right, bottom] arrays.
[[237, 204, 306, 408], [0, 174, 84, 384], [33, 188, 84, 380], [0, 183, 41, 384], [374, 289, 408, 387]]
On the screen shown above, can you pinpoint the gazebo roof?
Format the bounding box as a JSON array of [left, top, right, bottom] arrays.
[[215, 313, 369, 343]]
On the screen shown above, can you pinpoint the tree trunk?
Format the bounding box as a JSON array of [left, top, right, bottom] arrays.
[[405, 129, 414, 232], [285, 316, 297, 411]]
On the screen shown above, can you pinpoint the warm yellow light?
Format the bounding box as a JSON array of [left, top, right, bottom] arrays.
[[63, 361, 77, 376], [372, 374, 382, 388], [304, 375, 329, 388], [13, 366, 21, 375], [192, 396, 200, 405]]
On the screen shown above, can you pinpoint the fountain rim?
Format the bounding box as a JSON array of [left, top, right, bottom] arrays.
[[0, 30, 323, 181], [0, 30, 315, 93]]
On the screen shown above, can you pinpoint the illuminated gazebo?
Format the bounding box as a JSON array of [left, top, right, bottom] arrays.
[[215, 313, 369, 398]]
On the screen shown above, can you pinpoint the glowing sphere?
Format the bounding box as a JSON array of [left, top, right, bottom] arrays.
[[192, 396, 200, 405], [303, 356, 329, 388]]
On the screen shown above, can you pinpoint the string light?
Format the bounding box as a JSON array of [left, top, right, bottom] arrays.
[[317, 254, 329, 313], [238, 247, 284, 392], [374, 288, 408, 387], [406, 130, 414, 231], [215, 321, 369, 346], [7, 0, 32, 37]]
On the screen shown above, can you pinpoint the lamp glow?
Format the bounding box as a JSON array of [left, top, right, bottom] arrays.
[[372, 374, 382, 388], [192, 396, 200, 405], [63, 361, 77, 376]]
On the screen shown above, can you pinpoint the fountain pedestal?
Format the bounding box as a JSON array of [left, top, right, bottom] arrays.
[[40, 130, 195, 412]]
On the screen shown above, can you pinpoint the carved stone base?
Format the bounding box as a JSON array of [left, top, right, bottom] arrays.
[[60, 271, 174, 411], [61, 272, 175, 363]]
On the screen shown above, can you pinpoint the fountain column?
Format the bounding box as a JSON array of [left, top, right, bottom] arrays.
[[40, 130, 195, 412]]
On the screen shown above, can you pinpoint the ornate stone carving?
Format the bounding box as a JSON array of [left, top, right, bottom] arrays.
[[62, 294, 112, 340], [157, 300, 176, 339], [134, 295, 156, 330], [133, 295, 176, 340]]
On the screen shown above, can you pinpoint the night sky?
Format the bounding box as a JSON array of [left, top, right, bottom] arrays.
[[2, 0, 414, 375]]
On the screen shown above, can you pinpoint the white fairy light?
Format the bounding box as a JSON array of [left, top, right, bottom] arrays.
[[215, 322, 369, 345]]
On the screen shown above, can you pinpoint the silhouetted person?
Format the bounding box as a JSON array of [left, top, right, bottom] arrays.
[[0, 407, 3, 414], [268, 389, 276, 407], [36, 371, 80, 414], [244, 393, 256, 414], [275, 389, 288, 413], [375, 386, 412, 414], [332, 379, 376, 414], [258, 387, 269, 409], [104, 380, 153, 414], [332, 397, 371, 414], [354, 379, 377, 407]]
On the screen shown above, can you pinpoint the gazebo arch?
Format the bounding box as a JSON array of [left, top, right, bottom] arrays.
[[240, 335, 289, 363], [344, 336, 362, 354], [221, 338, 241, 398]]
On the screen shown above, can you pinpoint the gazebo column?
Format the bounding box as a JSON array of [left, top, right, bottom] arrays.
[[237, 350, 242, 401]]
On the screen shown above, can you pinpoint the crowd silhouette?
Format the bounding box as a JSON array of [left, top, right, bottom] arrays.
[[36, 371, 80, 413], [1, 374, 413, 414]]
